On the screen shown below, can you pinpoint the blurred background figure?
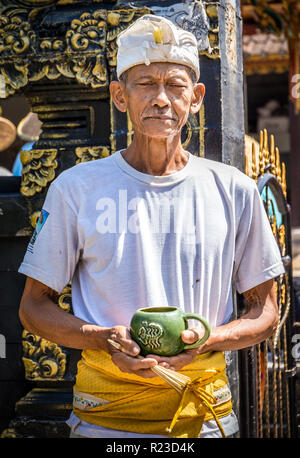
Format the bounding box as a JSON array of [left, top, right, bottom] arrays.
[[12, 112, 42, 176], [0, 116, 16, 176]]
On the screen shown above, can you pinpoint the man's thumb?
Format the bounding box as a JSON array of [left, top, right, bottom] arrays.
[[181, 329, 201, 344]]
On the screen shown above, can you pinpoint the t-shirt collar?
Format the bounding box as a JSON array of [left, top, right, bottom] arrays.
[[114, 149, 194, 187]]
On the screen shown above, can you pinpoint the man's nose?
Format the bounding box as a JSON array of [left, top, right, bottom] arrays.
[[152, 84, 171, 108]]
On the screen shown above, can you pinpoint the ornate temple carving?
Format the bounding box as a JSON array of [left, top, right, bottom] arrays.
[[57, 283, 72, 313], [75, 145, 110, 163], [245, 129, 287, 196], [22, 331, 67, 380], [0, 6, 151, 95], [0, 2, 222, 97], [21, 283, 72, 381], [20, 148, 58, 196]]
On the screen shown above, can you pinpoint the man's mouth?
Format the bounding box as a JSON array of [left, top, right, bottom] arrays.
[[143, 115, 176, 120]]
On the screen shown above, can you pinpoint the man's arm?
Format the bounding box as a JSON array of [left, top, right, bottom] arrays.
[[19, 277, 159, 377], [202, 278, 279, 351], [149, 278, 279, 370]]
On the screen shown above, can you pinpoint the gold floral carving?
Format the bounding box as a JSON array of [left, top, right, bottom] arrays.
[[22, 330, 67, 380], [29, 210, 41, 228], [0, 7, 149, 95], [20, 148, 57, 196], [279, 224, 286, 257], [0, 15, 36, 56], [203, 3, 220, 59], [0, 428, 20, 438], [0, 5, 219, 94], [244, 54, 290, 76], [58, 283, 72, 313], [0, 1, 110, 7], [21, 284, 72, 381], [245, 129, 287, 198], [0, 15, 35, 94], [64, 10, 108, 88], [75, 145, 110, 164]]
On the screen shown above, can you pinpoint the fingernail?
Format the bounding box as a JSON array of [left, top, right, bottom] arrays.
[[184, 330, 194, 339]]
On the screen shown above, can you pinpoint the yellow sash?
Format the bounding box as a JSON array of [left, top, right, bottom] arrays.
[[73, 349, 232, 438]]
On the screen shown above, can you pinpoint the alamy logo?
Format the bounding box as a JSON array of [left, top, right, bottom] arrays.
[[0, 334, 6, 358], [291, 334, 300, 360], [291, 74, 300, 100], [0, 75, 6, 98], [95, 190, 197, 237]]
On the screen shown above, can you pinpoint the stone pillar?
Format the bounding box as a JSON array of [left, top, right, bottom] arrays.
[[0, 0, 244, 437]]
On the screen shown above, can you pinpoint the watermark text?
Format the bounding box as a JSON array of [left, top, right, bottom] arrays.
[[291, 74, 300, 99], [292, 333, 300, 360], [95, 190, 197, 237], [0, 334, 6, 359]]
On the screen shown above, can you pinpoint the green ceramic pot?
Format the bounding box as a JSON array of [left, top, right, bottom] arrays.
[[130, 306, 210, 357]]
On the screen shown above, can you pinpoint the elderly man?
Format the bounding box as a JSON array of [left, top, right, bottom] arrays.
[[18, 15, 284, 439]]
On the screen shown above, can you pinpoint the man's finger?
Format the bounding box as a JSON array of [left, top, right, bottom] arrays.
[[146, 354, 170, 366], [112, 351, 158, 371], [109, 328, 140, 356], [146, 352, 193, 371], [181, 327, 204, 344], [108, 338, 140, 357]]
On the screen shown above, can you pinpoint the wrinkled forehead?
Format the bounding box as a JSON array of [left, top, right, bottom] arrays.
[[125, 62, 193, 81]]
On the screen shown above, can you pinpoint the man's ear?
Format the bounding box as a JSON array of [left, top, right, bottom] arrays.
[[109, 81, 128, 113], [190, 83, 205, 114]]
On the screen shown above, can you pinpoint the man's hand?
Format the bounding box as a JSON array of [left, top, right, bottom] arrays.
[[106, 325, 160, 378], [146, 327, 205, 371], [146, 278, 279, 370]]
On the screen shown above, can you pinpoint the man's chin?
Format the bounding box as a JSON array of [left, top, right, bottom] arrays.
[[141, 128, 178, 139]]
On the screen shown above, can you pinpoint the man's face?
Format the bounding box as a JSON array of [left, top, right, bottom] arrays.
[[110, 62, 205, 139]]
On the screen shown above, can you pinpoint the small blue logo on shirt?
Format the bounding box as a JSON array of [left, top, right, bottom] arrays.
[[27, 209, 49, 253]]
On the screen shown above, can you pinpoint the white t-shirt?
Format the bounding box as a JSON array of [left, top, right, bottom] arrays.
[[19, 150, 284, 329]]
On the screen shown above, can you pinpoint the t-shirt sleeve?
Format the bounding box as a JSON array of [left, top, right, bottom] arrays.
[[18, 181, 80, 293], [233, 181, 285, 294]]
